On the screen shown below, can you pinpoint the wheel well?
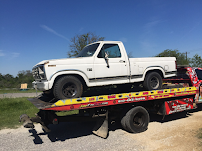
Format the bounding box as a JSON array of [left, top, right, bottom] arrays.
[[53, 74, 87, 89], [145, 69, 163, 78]]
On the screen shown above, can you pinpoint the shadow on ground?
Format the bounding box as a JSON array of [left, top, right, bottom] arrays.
[[28, 120, 123, 144], [28, 104, 202, 145]]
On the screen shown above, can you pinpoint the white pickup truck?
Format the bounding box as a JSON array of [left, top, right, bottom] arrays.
[[32, 41, 177, 100]]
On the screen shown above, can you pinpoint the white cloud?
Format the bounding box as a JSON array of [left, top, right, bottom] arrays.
[[11, 53, 20, 58], [139, 40, 157, 55], [41, 25, 69, 41], [0, 50, 5, 57], [78, 27, 84, 33], [144, 20, 161, 29]]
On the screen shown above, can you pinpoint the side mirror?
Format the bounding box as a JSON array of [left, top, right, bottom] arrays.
[[104, 51, 109, 68], [105, 51, 109, 59]]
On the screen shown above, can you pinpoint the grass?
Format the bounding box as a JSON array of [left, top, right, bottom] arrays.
[[0, 89, 42, 94], [0, 97, 79, 130], [56, 110, 79, 116], [0, 97, 39, 130]]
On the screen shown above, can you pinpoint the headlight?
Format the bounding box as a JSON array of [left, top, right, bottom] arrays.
[[32, 65, 46, 80]]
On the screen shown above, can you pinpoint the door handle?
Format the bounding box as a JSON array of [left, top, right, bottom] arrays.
[[119, 60, 125, 63]]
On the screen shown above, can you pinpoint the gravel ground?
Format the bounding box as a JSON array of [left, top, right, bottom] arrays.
[[1, 108, 202, 151], [1, 90, 202, 150], [0, 93, 42, 98], [0, 122, 144, 151]]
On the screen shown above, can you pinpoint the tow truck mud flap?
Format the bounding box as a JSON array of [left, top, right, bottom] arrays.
[[92, 111, 108, 138], [19, 114, 34, 128], [19, 112, 51, 133]]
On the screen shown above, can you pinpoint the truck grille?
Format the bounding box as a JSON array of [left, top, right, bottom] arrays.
[[32, 65, 46, 80]]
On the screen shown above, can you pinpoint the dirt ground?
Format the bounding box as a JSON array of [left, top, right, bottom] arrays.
[[128, 107, 202, 151]]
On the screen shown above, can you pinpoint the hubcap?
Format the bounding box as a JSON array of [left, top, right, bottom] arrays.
[[62, 82, 77, 98], [150, 76, 159, 89], [133, 112, 144, 127]]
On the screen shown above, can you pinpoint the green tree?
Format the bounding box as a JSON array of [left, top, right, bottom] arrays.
[[0, 74, 14, 88], [68, 32, 105, 57], [190, 54, 202, 67], [16, 70, 34, 88], [0, 70, 34, 88], [155, 49, 190, 65]]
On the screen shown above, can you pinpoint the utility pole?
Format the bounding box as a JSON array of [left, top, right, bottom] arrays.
[[183, 52, 190, 61]]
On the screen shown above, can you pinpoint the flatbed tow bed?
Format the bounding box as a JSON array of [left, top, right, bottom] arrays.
[[20, 86, 197, 138]]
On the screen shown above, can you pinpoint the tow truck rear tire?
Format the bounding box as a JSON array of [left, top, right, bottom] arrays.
[[143, 72, 162, 90], [53, 76, 83, 100], [120, 109, 129, 131], [124, 106, 149, 133]]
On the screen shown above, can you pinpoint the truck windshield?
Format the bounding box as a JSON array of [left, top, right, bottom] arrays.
[[77, 43, 100, 57]]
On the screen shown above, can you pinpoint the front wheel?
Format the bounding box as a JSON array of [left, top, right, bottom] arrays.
[[143, 72, 162, 90], [53, 76, 83, 100]]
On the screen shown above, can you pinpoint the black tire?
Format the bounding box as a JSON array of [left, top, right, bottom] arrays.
[[124, 106, 149, 133], [143, 72, 162, 90], [120, 109, 129, 131], [53, 76, 83, 100], [121, 115, 129, 131]]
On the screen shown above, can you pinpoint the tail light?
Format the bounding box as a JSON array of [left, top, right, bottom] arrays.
[[175, 61, 177, 69]]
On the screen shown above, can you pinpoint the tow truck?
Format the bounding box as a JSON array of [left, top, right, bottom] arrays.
[[20, 66, 202, 138]]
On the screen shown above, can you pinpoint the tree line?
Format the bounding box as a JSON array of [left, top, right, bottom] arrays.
[[0, 70, 34, 89], [155, 49, 202, 67]]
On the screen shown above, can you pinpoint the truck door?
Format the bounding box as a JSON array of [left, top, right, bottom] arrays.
[[93, 43, 129, 86]]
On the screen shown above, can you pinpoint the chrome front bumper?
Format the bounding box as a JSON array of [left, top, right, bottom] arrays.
[[32, 81, 49, 91]]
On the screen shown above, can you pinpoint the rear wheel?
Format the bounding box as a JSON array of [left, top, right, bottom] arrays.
[[121, 115, 129, 131], [143, 72, 162, 90], [124, 106, 149, 133], [120, 109, 129, 131], [53, 76, 83, 100]]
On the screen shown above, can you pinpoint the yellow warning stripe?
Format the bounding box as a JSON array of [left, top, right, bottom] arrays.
[[51, 87, 197, 107]]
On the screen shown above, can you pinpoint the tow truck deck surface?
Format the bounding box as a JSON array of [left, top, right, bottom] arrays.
[[29, 86, 197, 114]]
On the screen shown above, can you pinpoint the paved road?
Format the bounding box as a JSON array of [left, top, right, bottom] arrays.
[[0, 93, 42, 98]]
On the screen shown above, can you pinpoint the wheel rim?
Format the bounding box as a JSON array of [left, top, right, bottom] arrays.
[[62, 82, 77, 98], [150, 76, 159, 89], [133, 112, 145, 127]]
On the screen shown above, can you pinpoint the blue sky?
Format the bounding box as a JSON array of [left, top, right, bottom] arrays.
[[1, 0, 202, 77]]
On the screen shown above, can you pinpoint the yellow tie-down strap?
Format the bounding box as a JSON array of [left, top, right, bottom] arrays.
[[51, 87, 197, 107]]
